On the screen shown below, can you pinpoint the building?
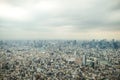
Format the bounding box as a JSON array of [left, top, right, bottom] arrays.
[[82, 55, 86, 66]]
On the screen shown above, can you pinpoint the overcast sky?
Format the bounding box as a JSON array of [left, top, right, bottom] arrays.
[[0, 0, 120, 40]]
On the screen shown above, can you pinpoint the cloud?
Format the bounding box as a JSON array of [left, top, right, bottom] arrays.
[[0, 0, 120, 39]]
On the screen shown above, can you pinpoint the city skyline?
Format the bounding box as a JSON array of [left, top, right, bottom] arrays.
[[0, 0, 120, 40]]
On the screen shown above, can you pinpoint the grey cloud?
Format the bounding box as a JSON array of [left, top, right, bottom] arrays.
[[0, 0, 120, 39], [111, 0, 120, 11]]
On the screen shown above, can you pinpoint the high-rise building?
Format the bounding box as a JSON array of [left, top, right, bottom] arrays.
[[74, 51, 76, 58], [82, 55, 86, 66]]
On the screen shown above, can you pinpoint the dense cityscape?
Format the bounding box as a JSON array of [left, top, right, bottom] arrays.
[[0, 0, 120, 80], [0, 39, 120, 80]]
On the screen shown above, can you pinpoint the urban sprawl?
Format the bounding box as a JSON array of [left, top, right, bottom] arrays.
[[0, 40, 120, 80]]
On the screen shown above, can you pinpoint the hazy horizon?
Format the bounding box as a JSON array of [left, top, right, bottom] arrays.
[[0, 0, 120, 40]]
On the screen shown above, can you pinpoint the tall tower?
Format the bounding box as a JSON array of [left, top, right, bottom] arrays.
[[82, 55, 86, 66], [74, 51, 77, 58]]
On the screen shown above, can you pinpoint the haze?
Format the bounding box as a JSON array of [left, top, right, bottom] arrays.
[[0, 0, 120, 40]]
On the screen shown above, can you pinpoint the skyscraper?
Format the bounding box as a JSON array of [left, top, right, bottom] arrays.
[[82, 55, 86, 66], [74, 51, 76, 58]]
